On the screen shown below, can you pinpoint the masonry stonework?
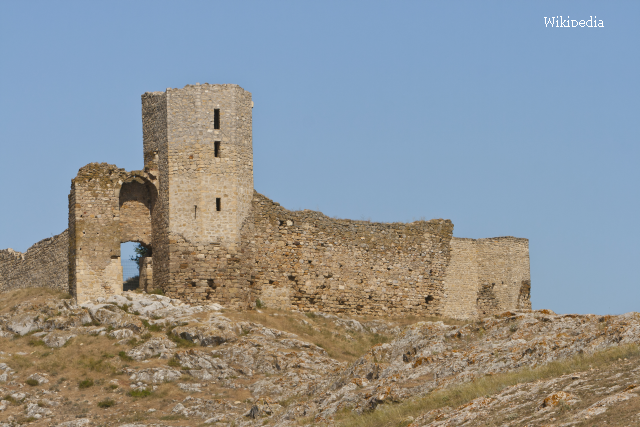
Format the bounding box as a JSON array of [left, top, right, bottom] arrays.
[[0, 83, 532, 318], [0, 231, 69, 293], [442, 237, 531, 319]]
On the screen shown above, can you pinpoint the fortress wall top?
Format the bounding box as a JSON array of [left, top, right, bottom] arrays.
[[0, 230, 69, 293], [249, 193, 454, 316]]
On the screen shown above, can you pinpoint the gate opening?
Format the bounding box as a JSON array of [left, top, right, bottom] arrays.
[[121, 242, 151, 291]]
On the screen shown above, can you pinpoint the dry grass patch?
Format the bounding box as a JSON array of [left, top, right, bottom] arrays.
[[0, 287, 71, 314], [357, 314, 470, 328], [1, 332, 138, 392], [227, 309, 394, 362], [334, 344, 640, 427]]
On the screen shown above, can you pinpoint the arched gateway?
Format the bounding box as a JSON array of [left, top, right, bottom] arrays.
[[68, 166, 157, 303]]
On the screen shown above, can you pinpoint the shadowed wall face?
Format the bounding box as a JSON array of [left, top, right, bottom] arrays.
[[119, 178, 155, 246]]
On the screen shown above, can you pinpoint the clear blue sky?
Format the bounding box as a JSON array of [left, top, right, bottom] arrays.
[[1, 1, 638, 315]]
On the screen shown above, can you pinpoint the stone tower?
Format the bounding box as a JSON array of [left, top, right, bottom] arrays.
[[141, 84, 254, 303]]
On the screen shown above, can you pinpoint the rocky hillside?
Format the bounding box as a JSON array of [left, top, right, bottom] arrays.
[[0, 288, 639, 426]]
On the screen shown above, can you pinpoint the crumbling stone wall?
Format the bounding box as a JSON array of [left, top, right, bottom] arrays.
[[249, 193, 454, 316], [441, 238, 480, 319], [476, 237, 531, 314], [442, 236, 531, 319], [68, 163, 157, 303], [0, 230, 69, 293]]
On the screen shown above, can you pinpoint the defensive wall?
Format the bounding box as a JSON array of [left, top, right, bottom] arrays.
[[0, 83, 532, 318], [0, 230, 69, 293], [442, 237, 531, 319], [0, 195, 531, 318]]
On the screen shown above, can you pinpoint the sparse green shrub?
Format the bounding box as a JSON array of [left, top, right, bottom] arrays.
[[118, 351, 133, 362], [3, 395, 18, 405], [83, 319, 101, 327], [255, 299, 263, 309], [167, 357, 180, 367], [142, 319, 164, 332], [166, 331, 196, 348], [107, 384, 119, 390], [149, 289, 164, 296], [78, 379, 94, 389], [25, 379, 39, 386], [97, 398, 116, 408], [128, 388, 152, 398]]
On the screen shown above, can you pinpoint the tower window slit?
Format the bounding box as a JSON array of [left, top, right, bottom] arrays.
[[194, 205, 197, 219], [214, 141, 220, 157], [214, 109, 220, 129], [216, 198, 221, 211]]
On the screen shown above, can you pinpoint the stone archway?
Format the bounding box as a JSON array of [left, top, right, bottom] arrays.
[[69, 164, 159, 303], [118, 177, 156, 247], [118, 176, 157, 292]]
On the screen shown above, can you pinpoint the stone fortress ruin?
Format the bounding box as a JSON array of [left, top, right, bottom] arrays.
[[0, 84, 531, 319]]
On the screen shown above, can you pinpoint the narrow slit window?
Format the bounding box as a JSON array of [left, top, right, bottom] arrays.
[[214, 109, 220, 129], [216, 198, 221, 211], [214, 141, 220, 157], [194, 205, 197, 219]]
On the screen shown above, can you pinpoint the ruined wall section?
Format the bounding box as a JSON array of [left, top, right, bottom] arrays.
[[250, 193, 454, 316], [441, 238, 480, 319], [69, 163, 125, 303], [476, 237, 531, 314], [68, 163, 157, 303], [442, 236, 531, 318], [0, 231, 69, 293]]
